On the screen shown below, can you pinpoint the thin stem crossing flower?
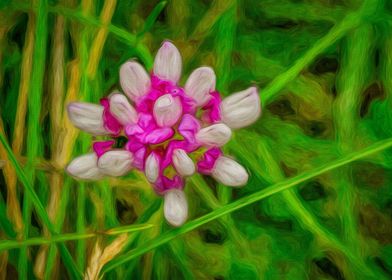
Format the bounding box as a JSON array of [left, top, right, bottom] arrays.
[[67, 41, 262, 226]]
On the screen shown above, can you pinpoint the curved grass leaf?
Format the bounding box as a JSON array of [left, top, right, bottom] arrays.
[[261, 10, 361, 105], [0, 133, 82, 279], [0, 223, 154, 251], [0, 192, 16, 238], [137, 1, 167, 38], [8, 1, 153, 68], [104, 137, 392, 273]]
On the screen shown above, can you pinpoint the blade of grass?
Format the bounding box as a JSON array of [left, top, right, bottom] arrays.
[[0, 223, 154, 251], [19, 0, 48, 277], [36, 13, 67, 280], [0, 192, 16, 239], [140, 217, 162, 279], [44, 177, 72, 280], [136, 1, 167, 39], [333, 24, 374, 255], [166, 0, 189, 39], [183, 0, 235, 63], [381, 21, 392, 105], [49, 5, 153, 68], [0, 120, 21, 235], [121, 209, 162, 278], [86, 0, 117, 78], [236, 137, 378, 278], [12, 8, 35, 156], [260, 0, 345, 23], [84, 0, 120, 230], [99, 181, 119, 228], [75, 0, 94, 271], [7, 6, 36, 235], [111, 200, 161, 277], [214, 4, 236, 93], [165, 240, 195, 280], [44, 244, 58, 280], [76, 181, 87, 270], [260, 0, 381, 105], [190, 175, 257, 268], [0, 133, 82, 279], [260, 11, 361, 105], [103, 137, 392, 272], [214, 2, 237, 223]]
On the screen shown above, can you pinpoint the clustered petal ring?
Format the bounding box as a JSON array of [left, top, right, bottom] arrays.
[[66, 41, 262, 226]]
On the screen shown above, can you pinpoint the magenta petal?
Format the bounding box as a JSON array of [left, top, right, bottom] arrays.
[[153, 175, 184, 194], [144, 128, 174, 144], [138, 113, 155, 129], [161, 140, 197, 169], [125, 141, 146, 170], [125, 140, 143, 153], [137, 75, 196, 116], [136, 75, 177, 113], [178, 114, 201, 144], [93, 140, 115, 157], [151, 74, 176, 93], [180, 94, 197, 114], [100, 98, 123, 136], [162, 175, 184, 190], [201, 91, 222, 124], [125, 124, 144, 136], [161, 140, 182, 169], [133, 148, 147, 170], [197, 148, 223, 174]]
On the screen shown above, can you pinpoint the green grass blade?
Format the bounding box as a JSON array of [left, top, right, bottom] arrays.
[[44, 178, 71, 279], [48, 5, 153, 68], [103, 137, 392, 272], [0, 192, 16, 238], [261, 11, 362, 105], [104, 224, 156, 236], [100, 181, 119, 228], [44, 244, 58, 280], [137, 1, 167, 38], [240, 137, 378, 277], [0, 133, 82, 279], [19, 0, 48, 276], [0, 223, 154, 251], [76, 182, 86, 271], [7, 2, 153, 68]]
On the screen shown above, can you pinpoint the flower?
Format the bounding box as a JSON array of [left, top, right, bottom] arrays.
[[66, 41, 262, 226]]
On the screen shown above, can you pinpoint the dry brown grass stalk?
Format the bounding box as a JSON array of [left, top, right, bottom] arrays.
[[0, 252, 8, 280], [84, 234, 128, 280], [0, 119, 23, 234]]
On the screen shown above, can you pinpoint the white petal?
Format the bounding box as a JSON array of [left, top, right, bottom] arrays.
[[98, 150, 133, 177], [109, 93, 138, 125], [212, 156, 248, 187], [184, 67, 215, 106], [153, 41, 182, 83], [66, 153, 103, 180], [172, 149, 195, 177], [221, 87, 261, 129], [120, 61, 151, 102], [145, 153, 160, 183], [153, 94, 182, 127], [196, 123, 231, 147], [164, 189, 188, 227], [67, 102, 107, 135]]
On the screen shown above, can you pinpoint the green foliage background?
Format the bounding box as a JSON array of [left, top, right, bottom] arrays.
[[0, 0, 392, 279]]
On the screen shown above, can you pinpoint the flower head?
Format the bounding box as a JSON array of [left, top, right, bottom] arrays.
[[66, 41, 262, 226]]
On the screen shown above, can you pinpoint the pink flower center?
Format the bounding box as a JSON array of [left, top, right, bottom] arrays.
[[99, 75, 223, 194]]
